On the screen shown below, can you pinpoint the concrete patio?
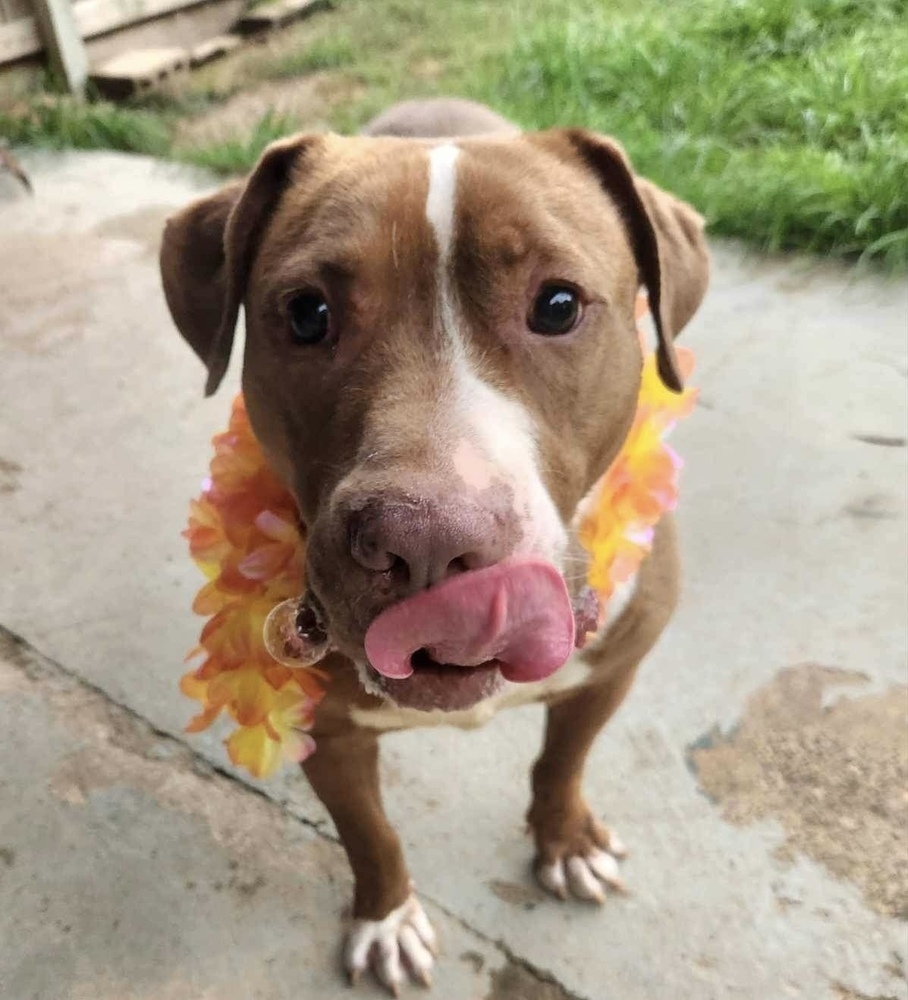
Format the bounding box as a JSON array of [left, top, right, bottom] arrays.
[[1, 150, 906, 1000]]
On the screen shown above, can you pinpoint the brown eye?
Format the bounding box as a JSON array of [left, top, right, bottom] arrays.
[[288, 292, 330, 345], [528, 284, 582, 336]]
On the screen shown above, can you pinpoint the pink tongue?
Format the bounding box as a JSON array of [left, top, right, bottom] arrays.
[[364, 557, 575, 684]]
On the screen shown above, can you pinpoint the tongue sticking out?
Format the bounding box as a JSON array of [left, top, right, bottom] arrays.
[[364, 557, 575, 684]]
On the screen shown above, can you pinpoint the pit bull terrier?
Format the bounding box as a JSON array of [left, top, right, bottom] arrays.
[[160, 96, 709, 993]]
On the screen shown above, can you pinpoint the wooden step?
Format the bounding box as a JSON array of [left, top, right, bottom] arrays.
[[236, 0, 331, 36], [90, 46, 188, 99], [189, 33, 242, 67]]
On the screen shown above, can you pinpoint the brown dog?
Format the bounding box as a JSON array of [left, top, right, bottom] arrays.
[[160, 97, 708, 993]]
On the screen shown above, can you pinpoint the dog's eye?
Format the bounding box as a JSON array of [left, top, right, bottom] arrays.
[[288, 292, 331, 345], [528, 285, 581, 336]]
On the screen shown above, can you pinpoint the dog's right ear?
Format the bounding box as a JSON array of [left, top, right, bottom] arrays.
[[160, 134, 321, 396]]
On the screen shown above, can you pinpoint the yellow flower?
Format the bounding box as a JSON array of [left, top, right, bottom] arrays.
[[578, 329, 697, 609], [183, 397, 326, 779]]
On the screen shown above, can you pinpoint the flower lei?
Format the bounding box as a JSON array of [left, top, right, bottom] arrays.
[[181, 302, 697, 778]]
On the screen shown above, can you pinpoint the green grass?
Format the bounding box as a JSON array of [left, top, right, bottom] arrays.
[[257, 36, 356, 79], [481, 0, 908, 268], [1, 0, 905, 268], [0, 93, 173, 157], [177, 109, 301, 173]]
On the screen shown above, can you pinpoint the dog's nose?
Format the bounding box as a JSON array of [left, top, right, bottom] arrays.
[[346, 497, 513, 593]]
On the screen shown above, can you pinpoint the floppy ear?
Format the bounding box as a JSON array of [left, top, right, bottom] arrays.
[[159, 134, 321, 396], [554, 129, 710, 392], [159, 180, 242, 375]]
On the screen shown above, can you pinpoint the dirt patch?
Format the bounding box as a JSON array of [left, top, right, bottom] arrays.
[[461, 950, 486, 973], [843, 493, 902, 521], [487, 878, 546, 908], [485, 961, 575, 1000], [0, 456, 22, 494], [852, 434, 907, 449], [832, 984, 901, 1000], [689, 664, 908, 919]]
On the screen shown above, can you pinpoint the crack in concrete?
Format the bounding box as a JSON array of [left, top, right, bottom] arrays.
[[1, 622, 582, 999], [419, 892, 590, 1000], [0, 622, 332, 840]]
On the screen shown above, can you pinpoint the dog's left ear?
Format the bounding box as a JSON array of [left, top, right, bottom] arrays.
[[544, 129, 710, 391]]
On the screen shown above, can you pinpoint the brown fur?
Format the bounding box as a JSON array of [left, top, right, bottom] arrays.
[[160, 99, 708, 974], [359, 96, 519, 139]]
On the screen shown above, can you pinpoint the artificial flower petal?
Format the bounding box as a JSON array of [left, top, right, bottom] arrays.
[[225, 723, 283, 779], [183, 396, 327, 780]]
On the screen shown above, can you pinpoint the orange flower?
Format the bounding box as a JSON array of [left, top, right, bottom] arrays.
[[181, 303, 696, 778], [579, 324, 697, 609], [182, 397, 326, 779]]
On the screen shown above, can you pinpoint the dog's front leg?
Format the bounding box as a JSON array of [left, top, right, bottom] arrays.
[[527, 668, 638, 902], [528, 521, 680, 903], [303, 729, 437, 992]]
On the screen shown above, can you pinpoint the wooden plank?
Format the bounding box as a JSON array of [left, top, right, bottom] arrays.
[[235, 0, 328, 35], [0, 17, 40, 64], [0, 0, 210, 64], [189, 31, 238, 66], [0, 0, 29, 20], [31, 0, 89, 93], [90, 43, 186, 97], [77, 0, 202, 41]]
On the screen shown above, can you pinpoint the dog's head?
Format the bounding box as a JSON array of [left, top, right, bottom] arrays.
[[161, 129, 708, 711]]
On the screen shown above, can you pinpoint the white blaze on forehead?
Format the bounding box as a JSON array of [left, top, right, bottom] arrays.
[[425, 143, 461, 339], [422, 141, 567, 566], [425, 143, 460, 268]]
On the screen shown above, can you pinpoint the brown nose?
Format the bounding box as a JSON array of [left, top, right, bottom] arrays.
[[346, 496, 515, 593]]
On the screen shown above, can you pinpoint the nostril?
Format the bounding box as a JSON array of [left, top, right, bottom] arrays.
[[445, 555, 471, 579], [348, 514, 394, 573], [388, 553, 410, 586]]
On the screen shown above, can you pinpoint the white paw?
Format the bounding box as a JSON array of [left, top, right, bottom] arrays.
[[537, 835, 628, 904], [345, 894, 438, 995]]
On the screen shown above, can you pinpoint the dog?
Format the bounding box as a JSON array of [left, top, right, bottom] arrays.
[[160, 96, 709, 993]]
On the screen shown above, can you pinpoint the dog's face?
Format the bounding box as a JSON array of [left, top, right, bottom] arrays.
[[161, 130, 708, 710]]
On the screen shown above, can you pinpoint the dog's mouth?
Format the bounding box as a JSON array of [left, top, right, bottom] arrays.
[[371, 649, 506, 712], [270, 557, 599, 713], [361, 556, 595, 712]]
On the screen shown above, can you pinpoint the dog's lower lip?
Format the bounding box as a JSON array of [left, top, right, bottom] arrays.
[[370, 656, 506, 712], [365, 652, 501, 678], [408, 648, 500, 673]]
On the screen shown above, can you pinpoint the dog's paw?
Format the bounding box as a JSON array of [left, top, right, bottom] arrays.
[[535, 828, 628, 904], [345, 894, 438, 995]]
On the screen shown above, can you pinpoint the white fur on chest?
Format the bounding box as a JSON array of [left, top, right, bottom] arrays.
[[349, 574, 638, 732]]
